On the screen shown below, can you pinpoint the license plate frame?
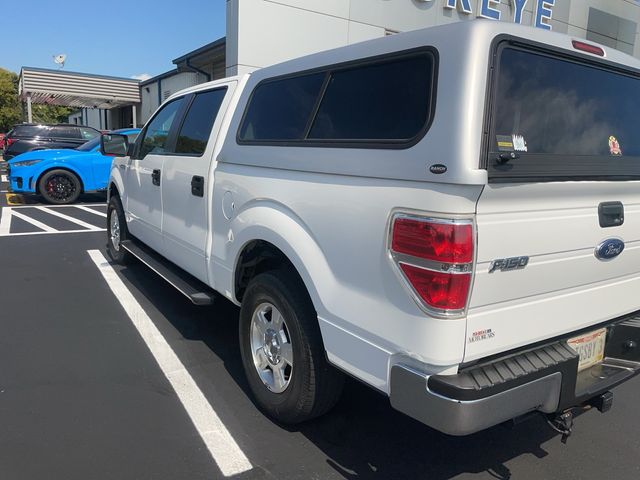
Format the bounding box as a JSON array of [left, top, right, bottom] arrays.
[[568, 328, 607, 372]]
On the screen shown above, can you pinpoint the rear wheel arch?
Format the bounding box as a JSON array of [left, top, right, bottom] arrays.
[[234, 240, 303, 303]]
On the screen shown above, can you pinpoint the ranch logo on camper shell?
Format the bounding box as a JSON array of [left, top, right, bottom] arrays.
[[429, 164, 447, 174]]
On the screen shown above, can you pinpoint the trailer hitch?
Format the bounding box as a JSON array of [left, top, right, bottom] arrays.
[[547, 410, 576, 444]]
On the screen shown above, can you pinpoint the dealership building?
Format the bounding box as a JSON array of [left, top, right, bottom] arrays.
[[17, 0, 640, 128]]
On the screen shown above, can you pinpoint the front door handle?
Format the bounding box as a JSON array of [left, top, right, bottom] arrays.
[[152, 169, 161, 186], [191, 175, 204, 197]]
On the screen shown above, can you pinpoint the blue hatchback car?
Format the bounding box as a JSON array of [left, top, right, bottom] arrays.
[[7, 128, 140, 204]]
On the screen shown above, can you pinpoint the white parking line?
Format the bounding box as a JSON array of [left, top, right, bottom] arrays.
[[76, 205, 108, 218], [0, 229, 105, 238], [87, 250, 252, 477], [0, 207, 11, 235], [9, 203, 106, 209], [36, 206, 102, 231], [11, 210, 58, 232], [1, 174, 7, 182]]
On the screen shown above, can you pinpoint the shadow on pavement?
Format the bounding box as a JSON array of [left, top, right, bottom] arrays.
[[117, 258, 560, 480]]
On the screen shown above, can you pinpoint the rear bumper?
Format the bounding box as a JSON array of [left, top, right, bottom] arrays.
[[390, 312, 640, 435]]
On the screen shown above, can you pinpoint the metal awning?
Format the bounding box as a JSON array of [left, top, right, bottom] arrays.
[[19, 67, 140, 109]]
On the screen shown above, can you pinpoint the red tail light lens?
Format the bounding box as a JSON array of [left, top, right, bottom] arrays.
[[390, 215, 474, 315], [399, 263, 471, 310], [392, 218, 473, 263]]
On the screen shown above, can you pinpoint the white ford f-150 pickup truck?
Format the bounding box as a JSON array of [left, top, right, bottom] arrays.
[[102, 20, 640, 437]]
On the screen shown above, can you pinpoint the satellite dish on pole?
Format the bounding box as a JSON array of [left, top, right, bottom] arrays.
[[53, 54, 67, 69]]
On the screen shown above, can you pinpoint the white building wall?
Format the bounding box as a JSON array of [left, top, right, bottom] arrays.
[[67, 108, 104, 130], [226, 0, 640, 76], [139, 71, 207, 124]]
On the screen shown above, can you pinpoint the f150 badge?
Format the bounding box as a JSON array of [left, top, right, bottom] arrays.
[[488, 256, 529, 273], [595, 238, 624, 261]]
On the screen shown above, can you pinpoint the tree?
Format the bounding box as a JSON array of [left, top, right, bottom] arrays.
[[0, 67, 73, 131], [31, 104, 72, 124], [0, 68, 21, 132]]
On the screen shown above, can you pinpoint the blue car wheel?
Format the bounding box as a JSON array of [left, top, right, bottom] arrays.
[[38, 169, 82, 204]]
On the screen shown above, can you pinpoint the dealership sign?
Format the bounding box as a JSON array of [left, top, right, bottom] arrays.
[[419, 0, 555, 30]]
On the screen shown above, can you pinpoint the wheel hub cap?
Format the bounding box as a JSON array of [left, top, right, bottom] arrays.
[[264, 329, 281, 364], [110, 213, 120, 252], [250, 303, 293, 393]]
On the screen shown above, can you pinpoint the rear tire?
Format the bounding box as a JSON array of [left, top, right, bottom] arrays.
[[107, 195, 132, 265], [239, 270, 344, 424], [38, 169, 82, 204]]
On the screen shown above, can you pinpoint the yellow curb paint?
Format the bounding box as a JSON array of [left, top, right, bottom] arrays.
[[6, 194, 25, 205]]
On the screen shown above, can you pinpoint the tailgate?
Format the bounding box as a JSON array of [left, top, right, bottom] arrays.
[[466, 40, 640, 361], [467, 182, 640, 361]]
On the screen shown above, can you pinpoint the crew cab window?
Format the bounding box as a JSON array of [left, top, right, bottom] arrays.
[[138, 98, 184, 159], [175, 88, 227, 156], [488, 45, 640, 181], [238, 50, 436, 146]]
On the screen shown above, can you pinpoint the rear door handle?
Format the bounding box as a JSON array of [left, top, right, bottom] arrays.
[[598, 201, 624, 228], [191, 175, 204, 197], [152, 169, 161, 186]]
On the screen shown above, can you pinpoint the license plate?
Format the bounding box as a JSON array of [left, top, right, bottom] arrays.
[[568, 328, 607, 372]]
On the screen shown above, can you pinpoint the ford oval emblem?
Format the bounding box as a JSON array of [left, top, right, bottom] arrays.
[[595, 238, 625, 261]]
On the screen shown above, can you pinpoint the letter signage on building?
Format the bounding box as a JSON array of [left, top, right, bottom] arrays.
[[421, 0, 556, 30]]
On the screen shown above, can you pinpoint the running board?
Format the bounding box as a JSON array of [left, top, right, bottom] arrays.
[[120, 239, 215, 306]]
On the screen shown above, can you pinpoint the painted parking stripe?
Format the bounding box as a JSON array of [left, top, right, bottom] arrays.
[[87, 250, 253, 477], [76, 205, 108, 218], [1, 174, 7, 182], [0, 207, 11, 235], [9, 203, 106, 209], [11, 210, 57, 232], [0, 228, 106, 238], [36, 206, 102, 231]]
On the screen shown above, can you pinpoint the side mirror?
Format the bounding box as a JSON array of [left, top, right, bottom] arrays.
[[100, 134, 128, 157]]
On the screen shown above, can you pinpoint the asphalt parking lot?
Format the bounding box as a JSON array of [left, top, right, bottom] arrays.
[[0, 159, 639, 480]]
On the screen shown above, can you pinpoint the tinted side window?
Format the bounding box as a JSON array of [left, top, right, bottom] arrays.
[[13, 125, 42, 137], [50, 127, 80, 139], [139, 98, 184, 159], [175, 88, 227, 156], [309, 56, 433, 141], [238, 52, 435, 146], [238, 73, 325, 141]]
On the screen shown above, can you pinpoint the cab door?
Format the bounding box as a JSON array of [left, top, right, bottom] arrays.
[[160, 83, 235, 283], [125, 97, 186, 254]]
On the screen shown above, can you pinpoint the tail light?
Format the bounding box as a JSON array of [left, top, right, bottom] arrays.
[[390, 214, 474, 317], [572, 40, 605, 57]]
